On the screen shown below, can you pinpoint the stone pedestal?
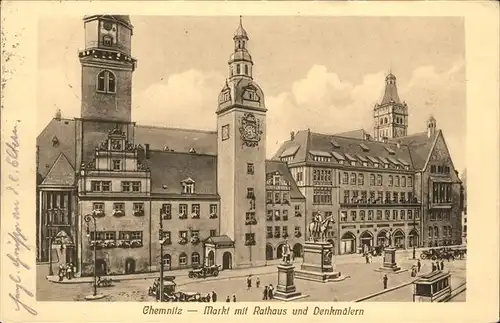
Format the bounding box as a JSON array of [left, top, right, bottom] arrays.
[[376, 247, 404, 273], [295, 242, 344, 283], [273, 262, 308, 301]]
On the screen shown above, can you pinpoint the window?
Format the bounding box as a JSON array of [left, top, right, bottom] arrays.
[[112, 159, 122, 171], [297, 172, 303, 181], [376, 175, 382, 186], [244, 65, 249, 75], [402, 177, 406, 187], [294, 205, 301, 216], [102, 35, 113, 46], [294, 226, 301, 236], [408, 210, 413, 220], [400, 192, 406, 202], [91, 181, 111, 192], [161, 231, 171, 241], [432, 183, 452, 203], [340, 211, 347, 222], [400, 210, 405, 220], [437, 211, 442, 221], [282, 192, 289, 204], [179, 231, 188, 239], [245, 233, 255, 245], [368, 210, 373, 221], [266, 226, 273, 238], [358, 174, 364, 185], [247, 188, 255, 199], [179, 253, 187, 266], [377, 191, 383, 203], [210, 204, 218, 216], [274, 210, 280, 221], [274, 192, 281, 204], [133, 203, 144, 211], [392, 210, 397, 220], [191, 230, 199, 239], [282, 226, 288, 237], [350, 211, 357, 221], [113, 203, 124, 211], [428, 227, 433, 239], [96, 70, 116, 93], [236, 64, 241, 74], [361, 191, 367, 203], [247, 163, 254, 175], [408, 176, 413, 187], [93, 202, 104, 210], [408, 192, 413, 202], [90, 231, 116, 241], [132, 182, 141, 192], [121, 181, 130, 192], [342, 172, 349, 184], [343, 190, 350, 203], [182, 182, 195, 194], [209, 229, 216, 237], [283, 210, 289, 221], [179, 204, 188, 215], [389, 176, 393, 186], [118, 231, 142, 241], [376, 210, 382, 220], [370, 191, 376, 202], [191, 253, 200, 265], [161, 204, 172, 219], [395, 176, 400, 187], [360, 210, 365, 221], [192, 204, 200, 217], [370, 174, 375, 186], [313, 187, 332, 204], [350, 173, 357, 185], [385, 210, 390, 220], [393, 192, 398, 202], [434, 227, 439, 238]]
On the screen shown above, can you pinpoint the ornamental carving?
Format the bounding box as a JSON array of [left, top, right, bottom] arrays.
[[429, 136, 450, 162], [239, 113, 263, 147]]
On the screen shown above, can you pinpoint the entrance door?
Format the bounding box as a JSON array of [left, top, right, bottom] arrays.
[[222, 252, 232, 270], [292, 243, 303, 258], [125, 258, 136, 274], [207, 251, 215, 266], [266, 244, 274, 260], [95, 259, 107, 275], [341, 232, 356, 254]]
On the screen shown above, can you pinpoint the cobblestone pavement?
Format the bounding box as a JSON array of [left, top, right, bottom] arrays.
[[37, 250, 466, 302]]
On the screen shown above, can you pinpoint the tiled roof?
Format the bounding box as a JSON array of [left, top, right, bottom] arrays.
[[391, 131, 436, 170], [381, 74, 401, 105], [265, 160, 305, 200], [143, 150, 218, 196], [134, 125, 217, 155], [334, 129, 368, 139], [36, 118, 77, 179], [204, 235, 234, 245], [41, 153, 75, 186]]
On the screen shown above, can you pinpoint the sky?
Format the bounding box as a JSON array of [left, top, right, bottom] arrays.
[[37, 16, 466, 173]]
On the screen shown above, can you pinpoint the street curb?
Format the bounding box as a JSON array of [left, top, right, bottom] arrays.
[[353, 279, 418, 302]]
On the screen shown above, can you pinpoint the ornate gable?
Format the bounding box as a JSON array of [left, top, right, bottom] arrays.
[[429, 132, 452, 164]]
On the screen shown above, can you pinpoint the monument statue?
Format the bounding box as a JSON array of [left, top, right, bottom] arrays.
[[385, 231, 392, 248], [281, 239, 292, 264], [308, 212, 335, 242]]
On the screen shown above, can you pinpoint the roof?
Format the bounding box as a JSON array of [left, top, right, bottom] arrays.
[[233, 17, 248, 40], [265, 160, 306, 200], [416, 270, 450, 284], [134, 124, 217, 155], [143, 150, 218, 196], [204, 235, 234, 246], [36, 118, 76, 179], [391, 131, 436, 170], [380, 73, 402, 105], [334, 129, 368, 139], [41, 153, 75, 186]]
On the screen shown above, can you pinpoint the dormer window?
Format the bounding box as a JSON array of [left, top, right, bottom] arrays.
[[52, 136, 59, 147], [97, 70, 116, 94], [181, 178, 195, 194]]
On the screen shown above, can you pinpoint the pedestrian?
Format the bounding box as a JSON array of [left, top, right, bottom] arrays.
[[268, 284, 274, 299], [256, 277, 260, 288], [211, 290, 217, 302], [247, 275, 252, 290], [232, 294, 236, 302], [72, 263, 76, 278], [440, 260, 444, 271], [383, 274, 388, 289], [365, 254, 369, 264], [66, 263, 72, 280], [369, 253, 372, 263], [58, 265, 64, 282], [225, 296, 230, 302], [417, 259, 421, 272], [263, 286, 268, 300]]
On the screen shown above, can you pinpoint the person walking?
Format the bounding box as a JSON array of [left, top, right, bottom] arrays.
[[58, 264, 64, 282], [268, 284, 274, 299], [66, 263, 72, 280], [440, 260, 444, 271], [247, 275, 252, 290], [72, 263, 77, 278], [365, 254, 369, 264], [225, 296, 230, 302], [232, 294, 237, 302], [256, 277, 260, 288], [383, 274, 388, 289], [211, 290, 217, 302], [417, 259, 421, 272], [263, 286, 268, 300]]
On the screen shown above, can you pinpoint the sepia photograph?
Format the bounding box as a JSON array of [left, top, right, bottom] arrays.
[[35, 14, 467, 303]]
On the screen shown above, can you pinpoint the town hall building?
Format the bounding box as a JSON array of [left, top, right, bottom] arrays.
[[36, 15, 463, 277]]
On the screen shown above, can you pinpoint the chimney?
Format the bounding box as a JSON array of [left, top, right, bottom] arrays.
[[55, 109, 62, 121], [290, 131, 295, 140], [145, 144, 150, 159]]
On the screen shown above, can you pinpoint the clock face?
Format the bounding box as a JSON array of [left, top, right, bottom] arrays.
[[244, 124, 257, 139], [103, 22, 113, 31]]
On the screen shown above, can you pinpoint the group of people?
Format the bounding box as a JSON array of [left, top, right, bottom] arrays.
[[57, 262, 76, 281], [432, 260, 445, 272]]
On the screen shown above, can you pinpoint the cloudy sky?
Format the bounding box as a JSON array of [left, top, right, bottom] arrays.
[[37, 16, 466, 172]]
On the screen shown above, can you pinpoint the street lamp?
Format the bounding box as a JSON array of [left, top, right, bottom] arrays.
[[159, 208, 165, 302], [48, 209, 54, 276], [84, 213, 98, 298], [412, 216, 417, 260]]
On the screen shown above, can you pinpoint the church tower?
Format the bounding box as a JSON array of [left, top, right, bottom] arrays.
[[79, 15, 137, 122], [373, 73, 409, 141], [216, 17, 267, 268]]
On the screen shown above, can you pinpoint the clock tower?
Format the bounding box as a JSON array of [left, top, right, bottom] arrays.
[[373, 73, 409, 141], [216, 17, 267, 268]]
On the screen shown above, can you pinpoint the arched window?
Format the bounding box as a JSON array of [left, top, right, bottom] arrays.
[[350, 173, 357, 185], [402, 176, 406, 187], [400, 210, 405, 220], [388, 175, 393, 186], [384, 117, 388, 124], [395, 176, 400, 187], [236, 64, 241, 74], [357, 173, 364, 185], [434, 226, 439, 238], [428, 227, 433, 239], [102, 35, 113, 47], [96, 70, 116, 94], [244, 65, 249, 75], [179, 252, 188, 266], [370, 174, 375, 186]]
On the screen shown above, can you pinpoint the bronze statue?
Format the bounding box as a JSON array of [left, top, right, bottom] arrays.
[[281, 240, 292, 264], [308, 212, 335, 242]]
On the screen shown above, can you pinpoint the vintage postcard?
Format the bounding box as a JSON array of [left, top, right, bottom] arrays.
[[1, 1, 499, 323]]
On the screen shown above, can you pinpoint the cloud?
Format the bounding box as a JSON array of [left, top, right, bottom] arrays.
[[133, 69, 225, 130], [266, 59, 466, 172]]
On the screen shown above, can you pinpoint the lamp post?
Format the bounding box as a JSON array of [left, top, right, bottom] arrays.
[[159, 208, 164, 302], [48, 209, 54, 276], [412, 214, 417, 260], [84, 213, 98, 298]]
